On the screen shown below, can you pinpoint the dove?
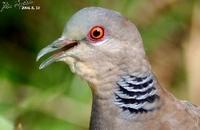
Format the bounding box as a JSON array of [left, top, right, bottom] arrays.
[[37, 7, 200, 130]]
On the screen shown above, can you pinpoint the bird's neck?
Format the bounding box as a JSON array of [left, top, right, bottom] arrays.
[[88, 54, 175, 129], [89, 94, 113, 130], [89, 71, 169, 130], [113, 72, 161, 115]]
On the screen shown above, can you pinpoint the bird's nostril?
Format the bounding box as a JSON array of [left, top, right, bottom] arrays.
[[52, 45, 58, 48]]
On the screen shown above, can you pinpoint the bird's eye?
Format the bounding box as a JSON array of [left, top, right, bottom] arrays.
[[88, 26, 104, 41]]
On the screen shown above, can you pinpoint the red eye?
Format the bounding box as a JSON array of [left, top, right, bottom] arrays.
[[88, 26, 104, 41]]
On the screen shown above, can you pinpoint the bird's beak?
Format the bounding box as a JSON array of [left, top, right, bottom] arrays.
[[36, 37, 78, 70]]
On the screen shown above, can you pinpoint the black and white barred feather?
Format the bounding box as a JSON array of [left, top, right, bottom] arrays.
[[114, 73, 160, 115]]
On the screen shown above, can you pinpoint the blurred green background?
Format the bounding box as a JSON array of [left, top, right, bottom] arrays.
[[0, 0, 200, 130]]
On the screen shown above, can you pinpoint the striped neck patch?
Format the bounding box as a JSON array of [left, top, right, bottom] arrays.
[[114, 73, 160, 115]]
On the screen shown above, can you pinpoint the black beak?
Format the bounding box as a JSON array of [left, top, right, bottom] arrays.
[[36, 37, 78, 69]]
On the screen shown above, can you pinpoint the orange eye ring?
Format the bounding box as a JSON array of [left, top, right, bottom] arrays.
[[89, 26, 104, 41]]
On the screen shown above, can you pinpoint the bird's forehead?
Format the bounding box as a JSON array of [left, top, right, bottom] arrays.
[[68, 7, 121, 26], [63, 7, 123, 39]]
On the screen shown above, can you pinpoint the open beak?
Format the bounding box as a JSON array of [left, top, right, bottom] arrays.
[[36, 37, 78, 70]]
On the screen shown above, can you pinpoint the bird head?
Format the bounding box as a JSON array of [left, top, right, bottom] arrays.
[[37, 7, 148, 85]]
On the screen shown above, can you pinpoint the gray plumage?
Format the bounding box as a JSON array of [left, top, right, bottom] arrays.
[[37, 7, 200, 130]]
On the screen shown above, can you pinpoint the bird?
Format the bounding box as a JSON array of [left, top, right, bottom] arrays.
[[37, 7, 200, 130]]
